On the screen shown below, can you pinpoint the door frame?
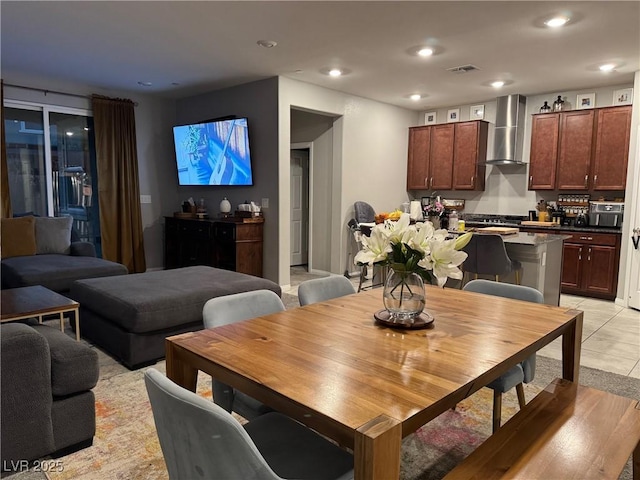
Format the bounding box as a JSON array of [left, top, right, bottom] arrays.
[[291, 142, 313, 272]]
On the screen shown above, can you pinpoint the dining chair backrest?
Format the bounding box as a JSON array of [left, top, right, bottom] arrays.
[[462, 234, 514, 276], [354, 201, 375, 224], [202, 290, 285, 329], [144, 368, 282, 480], [202, 290, 285, 420], [298, 276, 356, 306]]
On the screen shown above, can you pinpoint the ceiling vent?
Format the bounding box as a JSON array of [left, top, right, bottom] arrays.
[[446, 64, 480, 74]]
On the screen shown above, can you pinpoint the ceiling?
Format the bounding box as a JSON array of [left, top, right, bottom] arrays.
[[2, 1, 639, 110]]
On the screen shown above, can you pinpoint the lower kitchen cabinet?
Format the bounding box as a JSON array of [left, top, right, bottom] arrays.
[[164, 216, 264, 277], [520, 228, 621, 300]]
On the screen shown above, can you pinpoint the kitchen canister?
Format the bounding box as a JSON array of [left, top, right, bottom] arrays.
[[219, 197, 231, 213], [552, 95, 565, 112]]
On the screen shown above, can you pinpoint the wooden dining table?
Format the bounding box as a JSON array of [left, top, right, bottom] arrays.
[[166, 286, 583, 480]]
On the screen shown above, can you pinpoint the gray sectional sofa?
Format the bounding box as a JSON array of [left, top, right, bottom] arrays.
[[0, 323, 99, 471], [1, 215, 127, 295]]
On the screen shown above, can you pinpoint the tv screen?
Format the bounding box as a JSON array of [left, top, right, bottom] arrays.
[[173, 117, 253, 186]]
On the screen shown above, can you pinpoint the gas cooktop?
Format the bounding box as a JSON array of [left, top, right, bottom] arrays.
[[462, 214, 527, 228]]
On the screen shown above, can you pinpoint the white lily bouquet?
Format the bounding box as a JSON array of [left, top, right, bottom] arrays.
[[355, 213, 472, 287]]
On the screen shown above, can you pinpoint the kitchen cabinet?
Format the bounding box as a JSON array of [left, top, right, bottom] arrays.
[[560, 232, 620, 299], [529, 114, 559, 190], [592, 106, 632, 190], [164, 216, 264, 277], [556, 110, 595, 190], [407, 120, 487, 191], [407, 126, 431, 189], [430, 124, 455, 190], [453, 120, 487, 190], [528, 106, 631, 192]]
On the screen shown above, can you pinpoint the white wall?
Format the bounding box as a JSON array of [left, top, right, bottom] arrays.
[[2, 73, 177, 270], [278, 77, 420, 285]]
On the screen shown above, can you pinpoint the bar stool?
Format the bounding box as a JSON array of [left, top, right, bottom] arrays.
[[461, 234, 522, 286]]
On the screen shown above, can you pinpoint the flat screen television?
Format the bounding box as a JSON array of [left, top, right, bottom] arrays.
[[172, 117, 253, 186]]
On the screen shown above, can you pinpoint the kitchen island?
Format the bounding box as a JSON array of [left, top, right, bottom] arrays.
[[500, 232, 570, 305]]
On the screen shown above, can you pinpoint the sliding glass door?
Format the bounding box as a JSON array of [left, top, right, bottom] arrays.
[[3, 102, 102, 254]]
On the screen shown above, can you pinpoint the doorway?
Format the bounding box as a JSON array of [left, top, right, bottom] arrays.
[[290, 148, 310, 267]]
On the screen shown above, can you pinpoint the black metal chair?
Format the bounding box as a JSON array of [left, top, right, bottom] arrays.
[[461, 234, 522, 286]]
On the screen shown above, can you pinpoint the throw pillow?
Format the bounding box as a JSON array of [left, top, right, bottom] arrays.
[[1, 216, 37, 259], [35, 216, 73, 255]]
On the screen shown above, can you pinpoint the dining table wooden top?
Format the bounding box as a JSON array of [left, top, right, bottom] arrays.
[[166, 286, 583, 480]]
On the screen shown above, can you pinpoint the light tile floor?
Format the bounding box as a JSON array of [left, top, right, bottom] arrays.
[[289, 267, 640, 378]]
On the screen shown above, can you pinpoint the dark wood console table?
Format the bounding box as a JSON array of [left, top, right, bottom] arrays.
[[164, 216, 264, 277]]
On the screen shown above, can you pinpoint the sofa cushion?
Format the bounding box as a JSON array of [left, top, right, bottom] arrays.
[[1, 216, 37, 259], [30, 325, 99, 396], [71, 266, 282, 334], [0, 254, 128, 292], [35, 216, 73, 255]]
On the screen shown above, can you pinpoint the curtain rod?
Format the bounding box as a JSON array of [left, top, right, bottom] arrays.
[[3, 83, 138, 106]]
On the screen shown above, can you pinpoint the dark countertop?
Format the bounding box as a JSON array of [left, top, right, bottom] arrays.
[[518, 224, 622, 235], [501, 232, 572, 246]]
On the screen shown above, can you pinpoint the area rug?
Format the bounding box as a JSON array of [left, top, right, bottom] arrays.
[[43, 355, 638, 480]]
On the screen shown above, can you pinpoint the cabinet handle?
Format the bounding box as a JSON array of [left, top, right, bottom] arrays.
[[584, 175, 588, 187], [430, 177, 433, 188], [578, 247, 582, 261], [587, 247, 591, 261], [529, 175, 533, 187], [594, 175, 598, 185], [424, 177, 428, 187], [579, 236, 593, 241], [471, 175, 474, 187]]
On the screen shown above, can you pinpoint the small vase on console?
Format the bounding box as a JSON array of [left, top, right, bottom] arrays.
[[428, 216, 441, 230]]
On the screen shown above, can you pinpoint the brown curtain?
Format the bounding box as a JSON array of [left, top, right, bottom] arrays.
[[92, 95, 146, 273], [1, 80, 12, 218]]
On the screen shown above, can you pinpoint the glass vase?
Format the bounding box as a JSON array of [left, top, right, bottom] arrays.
[[383, 269, 425, 325]]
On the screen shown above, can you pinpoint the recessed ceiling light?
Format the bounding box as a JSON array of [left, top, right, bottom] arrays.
[[410, 94, 422, 101], [417, 48, 434, 57], [65, 131, 73, 136], [137, 81, 152, 87], [491, 80, 505, 88], [544, 16, 569, 27], [599, 63, 616, 72], [328, 69, 342, 77], [257, 40, 277, 48]]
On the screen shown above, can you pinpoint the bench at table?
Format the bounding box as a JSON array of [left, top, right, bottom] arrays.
[[445, 378, 640, 479]]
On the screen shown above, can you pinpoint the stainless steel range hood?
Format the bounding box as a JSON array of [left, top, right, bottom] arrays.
[[487, 94, 527, 165]]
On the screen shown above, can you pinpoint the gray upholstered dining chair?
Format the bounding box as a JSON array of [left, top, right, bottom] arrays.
[[144, 369, 354, 480], [298, 275, 356, 306], [461, 234, 522, 286], [463, 279, 544, 432], [202, 290, 285, 421]]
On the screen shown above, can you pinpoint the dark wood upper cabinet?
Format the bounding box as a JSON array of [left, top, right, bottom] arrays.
[[453, 121, 487, 190], [407, 126, 431, 190], [407, 120, 487, 192], [529, 105, 631, 191], [592, 106, 632, 190], [529, 114, 559, 190], [556, 110, 595, 190], [430, 124, 455, 190]]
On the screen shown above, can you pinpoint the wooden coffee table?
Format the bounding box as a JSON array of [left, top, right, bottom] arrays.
[[1, 286, 80, 341]]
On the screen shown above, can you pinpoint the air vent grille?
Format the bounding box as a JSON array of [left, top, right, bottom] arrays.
[[446, 64, 480, 74]]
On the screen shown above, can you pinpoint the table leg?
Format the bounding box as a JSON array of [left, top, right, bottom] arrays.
[[165, 339, 198, 392], [59, 312, 64, 333], [74, 309, 80, 341], [562, 310, 583, 382], [354, 414, 401, 480]]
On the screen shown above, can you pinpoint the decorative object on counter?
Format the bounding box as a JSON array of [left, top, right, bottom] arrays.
[[539, 101, 552, 113], [409, 201, 423, 221], [424, 111, 437, 125], [423, 199, 444, 229], [355, 213, 472, 327], [552, 95, 565, 112], [470, 105, 484, 120], [576, 93, 595, 110], [447, 108, 460, 123], [219, 197, 231, 214], [196, 198, 207, 218], [613, 88, 633, 106], [449, 210, 459, 231]]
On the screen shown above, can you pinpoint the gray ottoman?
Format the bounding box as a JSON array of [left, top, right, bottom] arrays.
[[70, 266, 281, 369]]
